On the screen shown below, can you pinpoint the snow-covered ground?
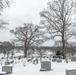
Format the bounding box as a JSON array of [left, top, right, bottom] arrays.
[[0, 58, 76, 75]]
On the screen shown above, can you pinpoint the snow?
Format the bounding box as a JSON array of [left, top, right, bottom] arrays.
[[14, 53, 24, 57], [0, 58, 76, 75]]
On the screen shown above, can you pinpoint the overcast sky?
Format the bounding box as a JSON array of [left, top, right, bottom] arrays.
[[0, 0, 55, 46]]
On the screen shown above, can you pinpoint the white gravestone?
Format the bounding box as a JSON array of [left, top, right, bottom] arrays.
[[0, 72, 6, 75]]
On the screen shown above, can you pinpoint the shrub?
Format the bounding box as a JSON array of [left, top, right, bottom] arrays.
[[56, 50, 63, 58]]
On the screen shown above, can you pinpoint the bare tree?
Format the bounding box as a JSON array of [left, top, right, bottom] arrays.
[[0, 0, 12, 30], [10, 23, 47, 58], [40, 0, 76, 59], [0, 0, 12, 12]]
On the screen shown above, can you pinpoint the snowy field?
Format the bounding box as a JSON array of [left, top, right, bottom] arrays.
[[0, 59, 76, 75]]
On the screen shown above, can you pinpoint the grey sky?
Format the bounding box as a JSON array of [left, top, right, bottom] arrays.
[[3, 0, 50, 28], [0, 0, 55, 46]]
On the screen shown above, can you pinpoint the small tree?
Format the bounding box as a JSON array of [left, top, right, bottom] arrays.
[[56, 50, 62, 56], [55, 50, 64, 59], [10, 23, 47, 58]]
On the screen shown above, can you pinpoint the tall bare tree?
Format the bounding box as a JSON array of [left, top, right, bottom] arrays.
[[10, 23, 47, 58], [40, 0, 76, 59]]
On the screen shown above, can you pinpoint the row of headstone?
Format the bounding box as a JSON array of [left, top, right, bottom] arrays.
[[40, 61, 76, 75], [40, 60, 76, 75], [51, 56, 76, 62], [1, 58, 76, 75], [5, 60, 14, 65], [9, 57, 76, 75]]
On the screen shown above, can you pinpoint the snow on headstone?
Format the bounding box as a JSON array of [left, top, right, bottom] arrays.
[[0, 72, 6, 75]]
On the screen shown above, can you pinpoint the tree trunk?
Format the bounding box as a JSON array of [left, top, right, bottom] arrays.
[[11, 50, 14, 59], [40, 54, 42, 62], [65, 45, 68, 63], [62, 37, 65, 59], [24, 42, 28, 58], [24, 48, 27, 58], [7, 50, 9, 59], [24, 41, 28, 58], [62, 24, 65, 59], [4, 49, 6, 58]]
